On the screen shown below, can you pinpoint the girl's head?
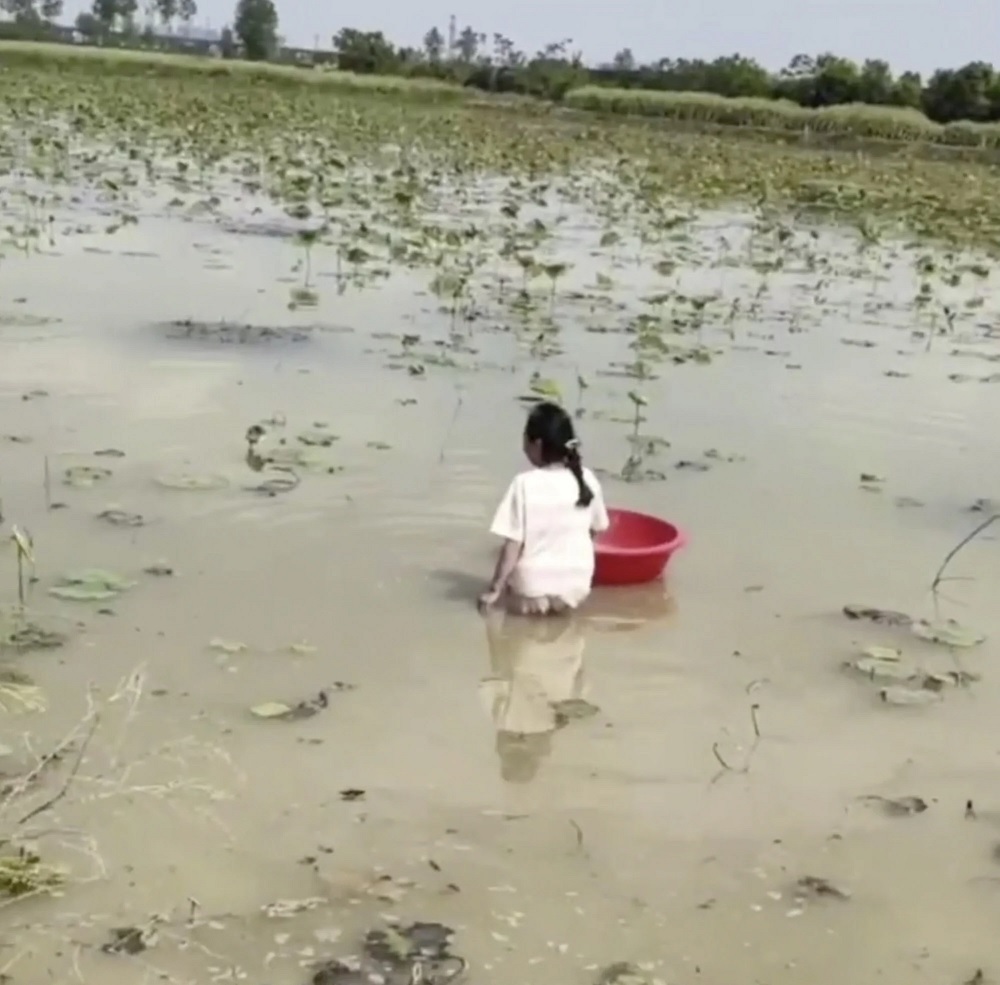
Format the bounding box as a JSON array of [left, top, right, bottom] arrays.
[[523, 401, 594, 507]]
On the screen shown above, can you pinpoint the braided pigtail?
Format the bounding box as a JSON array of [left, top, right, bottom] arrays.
[[564, 439, 593, 507]]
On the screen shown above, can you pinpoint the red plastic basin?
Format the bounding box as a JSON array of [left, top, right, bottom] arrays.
[[593, 508, 687, 587]]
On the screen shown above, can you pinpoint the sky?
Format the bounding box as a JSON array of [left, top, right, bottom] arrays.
[[60, 0, 1000, 75]]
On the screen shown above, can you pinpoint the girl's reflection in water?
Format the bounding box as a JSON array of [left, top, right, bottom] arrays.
[[478, 583, 676, 784], [480, 608, 589, 784]]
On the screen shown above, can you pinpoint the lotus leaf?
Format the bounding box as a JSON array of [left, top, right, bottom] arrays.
[[64, 465, 111, 487], [50, 569, 135, 602], [879, 686, 942, 707], [249, 701, 294, 719], [912, 619, 985, 648], [155, 473, 229, 490]]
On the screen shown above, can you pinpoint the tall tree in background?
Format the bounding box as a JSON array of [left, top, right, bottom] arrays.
[[74, 9, 100, 34], [612, 48, 635, 72], [0, 0, 62, 21], [233, 0, 277, 60], [422, 26, 443, 62], [153, 0, 196, 30], [154, 0, 177, 25], [118, 0, 138, 32], [455, 26, 480, 61], [333, 27, 398, 73], [0, 0, 34, 19], [91, 0, 118, 30]]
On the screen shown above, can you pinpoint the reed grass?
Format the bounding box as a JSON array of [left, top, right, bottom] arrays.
[[564, 86, 1000, 149], [0, 41, 469, 100], [3, 42, 997, 145]]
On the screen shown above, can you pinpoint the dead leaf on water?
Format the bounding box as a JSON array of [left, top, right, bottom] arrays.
[[921, 669, 980, 690], [595, 962, 652, 985], [310, 960, 366, 985], [210, 638, 247, 655], [143, 561, 173, 577], [796, 875, 851, 900], [842, 604, 912, 627], [97, 508, 144, 527], [552, 698, 599, 726], [101, 925, 151, 955], [858, 794, 929, 816]]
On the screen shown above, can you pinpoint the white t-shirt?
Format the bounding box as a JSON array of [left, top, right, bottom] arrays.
[[489, 465, 610, 607]]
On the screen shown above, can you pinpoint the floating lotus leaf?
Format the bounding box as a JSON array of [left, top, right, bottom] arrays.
[[155, 472, 229, 491], [0, 668, 46, 713], [249, 701, 293, 719], [880, 685, 942, 707], [64, 465, 111, 488], [50, 569, 135, 602], [912, 619, 985, 648], [265, 447, 327, 469], [97, 508, 144, 527], [850, 646, 916, 681], [297, 430, 339, 447]]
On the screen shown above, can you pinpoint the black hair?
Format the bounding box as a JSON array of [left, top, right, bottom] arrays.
[[524, 401, 594, 507]]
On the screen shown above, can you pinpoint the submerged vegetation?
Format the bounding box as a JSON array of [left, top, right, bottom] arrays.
[[1, 44, 1000, 248]]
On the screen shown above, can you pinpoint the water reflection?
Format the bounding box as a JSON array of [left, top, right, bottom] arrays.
[[582, 581, 677, 631], [479, 609, 591, 784]]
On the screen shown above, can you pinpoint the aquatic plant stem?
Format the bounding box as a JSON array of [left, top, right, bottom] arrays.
[[930, 513, 1000, 598], [16, 713, 99, 827], [710, 702, 762, 782], [437, 389, 464, 465]]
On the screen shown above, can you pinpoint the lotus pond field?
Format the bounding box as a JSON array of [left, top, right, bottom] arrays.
[[0, 45, 999, 985]]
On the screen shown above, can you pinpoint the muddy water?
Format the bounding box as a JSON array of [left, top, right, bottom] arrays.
[[0, 195, 999, 985]]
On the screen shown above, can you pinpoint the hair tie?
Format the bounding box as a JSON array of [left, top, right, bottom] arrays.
[[565, 438, 580, 450]]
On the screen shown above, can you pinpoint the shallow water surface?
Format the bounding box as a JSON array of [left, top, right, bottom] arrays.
[[0, 186, 998, 985]]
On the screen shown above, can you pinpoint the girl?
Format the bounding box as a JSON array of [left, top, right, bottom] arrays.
[[479, 401, 610, 615]]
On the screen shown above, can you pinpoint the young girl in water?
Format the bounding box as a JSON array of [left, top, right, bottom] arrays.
[[479, 401, 610, 615]]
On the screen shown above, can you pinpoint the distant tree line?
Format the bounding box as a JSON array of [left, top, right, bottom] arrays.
[[0, 0, 199, 45], [0, 0, 280, 63], [3, 6, 997, 126], [331, 27, 1000, 124]]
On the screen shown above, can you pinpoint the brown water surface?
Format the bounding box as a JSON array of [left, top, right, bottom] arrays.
[[0, 194, 998, 985]]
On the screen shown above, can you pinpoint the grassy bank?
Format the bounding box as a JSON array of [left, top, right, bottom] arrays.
[[4, 40, 1000, 148], [4, 41, 1000, 149], [0, 40, 469, 100], [564, 86, 1000, 149]]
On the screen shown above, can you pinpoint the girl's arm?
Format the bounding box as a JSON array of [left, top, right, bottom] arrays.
[[481, 476, 525, 610], [487, 538, 523, 596]]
